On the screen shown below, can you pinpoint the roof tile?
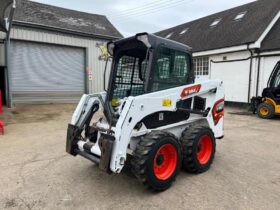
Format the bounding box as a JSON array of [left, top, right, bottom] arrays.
[[156, 0, 280, 52], [14, 0, 123, 39]]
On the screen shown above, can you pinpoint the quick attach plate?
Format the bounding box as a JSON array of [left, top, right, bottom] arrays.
[[98, 133, 115, 174], [66, 124, 81, 156]]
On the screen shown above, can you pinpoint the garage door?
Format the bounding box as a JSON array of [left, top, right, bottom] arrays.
[[10, 41, 85, 103]]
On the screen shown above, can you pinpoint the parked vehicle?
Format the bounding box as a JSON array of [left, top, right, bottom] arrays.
[[251, 61, 280, 119], [66, 33, 225, 191]]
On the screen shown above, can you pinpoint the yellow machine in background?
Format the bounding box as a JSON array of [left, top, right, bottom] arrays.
[[251, 61, 280, 119]]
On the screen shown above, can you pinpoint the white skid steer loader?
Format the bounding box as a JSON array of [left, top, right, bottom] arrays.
[[66, 33, 225, 191]]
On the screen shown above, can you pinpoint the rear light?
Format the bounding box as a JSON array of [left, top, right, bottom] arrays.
[[212, 99, 224, 125]]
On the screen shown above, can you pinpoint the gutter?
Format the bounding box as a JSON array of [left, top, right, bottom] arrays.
[[13, 21, 123, 41], [3, 0, 16, 107], [256, 54, 261, 97]]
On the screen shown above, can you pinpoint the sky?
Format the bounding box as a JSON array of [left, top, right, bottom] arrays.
[[33, 0, 256, 37]]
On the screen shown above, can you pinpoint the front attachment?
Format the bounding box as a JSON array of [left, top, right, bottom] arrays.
[[66, 124, 81, 156]]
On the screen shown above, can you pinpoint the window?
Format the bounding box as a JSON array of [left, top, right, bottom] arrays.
[[180, 28, 189, 35], [165, 32, 174, 39], [193, 57, 209, 76], [272, 66, 280, 88], [210, 18, 222, 27], [234, 11, 247, 21], [152, 47, 191, 91]]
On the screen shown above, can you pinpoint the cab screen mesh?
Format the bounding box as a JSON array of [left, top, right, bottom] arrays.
[[112, 55, 148, 99]]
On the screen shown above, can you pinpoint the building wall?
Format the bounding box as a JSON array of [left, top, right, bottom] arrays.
[[9, 26, 111, 95], [208, 51, 251, 103], [205, 50, 280, 103], [257, 55, 280, 96]]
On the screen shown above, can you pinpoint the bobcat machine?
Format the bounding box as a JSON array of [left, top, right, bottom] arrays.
[[66, 33, 225, 191], [251, 61, 280, 119]]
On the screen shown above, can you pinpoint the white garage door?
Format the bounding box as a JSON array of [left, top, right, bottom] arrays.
[[10, 41, 85, 103]]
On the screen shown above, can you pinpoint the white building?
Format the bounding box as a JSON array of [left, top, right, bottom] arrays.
[[0, 0, 122, 106], [156, 0, 280, 103]]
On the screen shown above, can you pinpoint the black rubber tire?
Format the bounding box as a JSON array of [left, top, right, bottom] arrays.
[[257, 103, 275, 119], [180, 125, 216, 173], [131, 131, 181, 191]]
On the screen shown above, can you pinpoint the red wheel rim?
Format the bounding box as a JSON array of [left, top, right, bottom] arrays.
[[153, 144, 178, 180], [196, 135, 213, 164]]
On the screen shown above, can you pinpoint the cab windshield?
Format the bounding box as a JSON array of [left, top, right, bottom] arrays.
[[271, 64, 280, 88], [112, 47, 149, 101]]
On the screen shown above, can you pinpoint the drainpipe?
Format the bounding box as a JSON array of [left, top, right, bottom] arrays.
[[256, 54, 261, 97], [247, 45, 254, 103], [4, 0, 16, 108], [4, 38, 11, 107]]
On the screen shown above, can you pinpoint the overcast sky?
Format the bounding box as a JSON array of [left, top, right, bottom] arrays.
[[33, 0, 256, 37]]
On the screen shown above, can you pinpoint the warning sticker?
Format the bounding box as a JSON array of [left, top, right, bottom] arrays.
[[162, 99, 172, 107]]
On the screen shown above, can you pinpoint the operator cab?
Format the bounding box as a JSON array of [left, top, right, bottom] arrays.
[[265, 61, 280, 103], [104, 33, 194, 121]]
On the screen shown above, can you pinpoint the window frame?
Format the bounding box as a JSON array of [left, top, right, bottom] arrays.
[[165, 32, 174, 39], [180, 28, 189, 35], [210, 18, 222, 27], [234, 11, 247, 21], [193, 57, 209, 76]]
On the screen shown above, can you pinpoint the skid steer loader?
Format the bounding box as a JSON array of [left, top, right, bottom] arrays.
[[66, 33, 225, 191], [251, 61, 280, 119]]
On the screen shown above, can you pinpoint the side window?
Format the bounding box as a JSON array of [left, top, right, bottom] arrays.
[[152, 47, 190, 92], [174, 52, 188, 80], [270, 63, 280, 88], [273, 70, 280, 88], [157, 58, 171, 79]]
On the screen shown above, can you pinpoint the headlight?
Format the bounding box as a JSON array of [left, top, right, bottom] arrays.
[[111, 98, 120, 107]]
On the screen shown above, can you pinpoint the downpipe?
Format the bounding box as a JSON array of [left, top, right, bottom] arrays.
[[247, 46, 254, 103]]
